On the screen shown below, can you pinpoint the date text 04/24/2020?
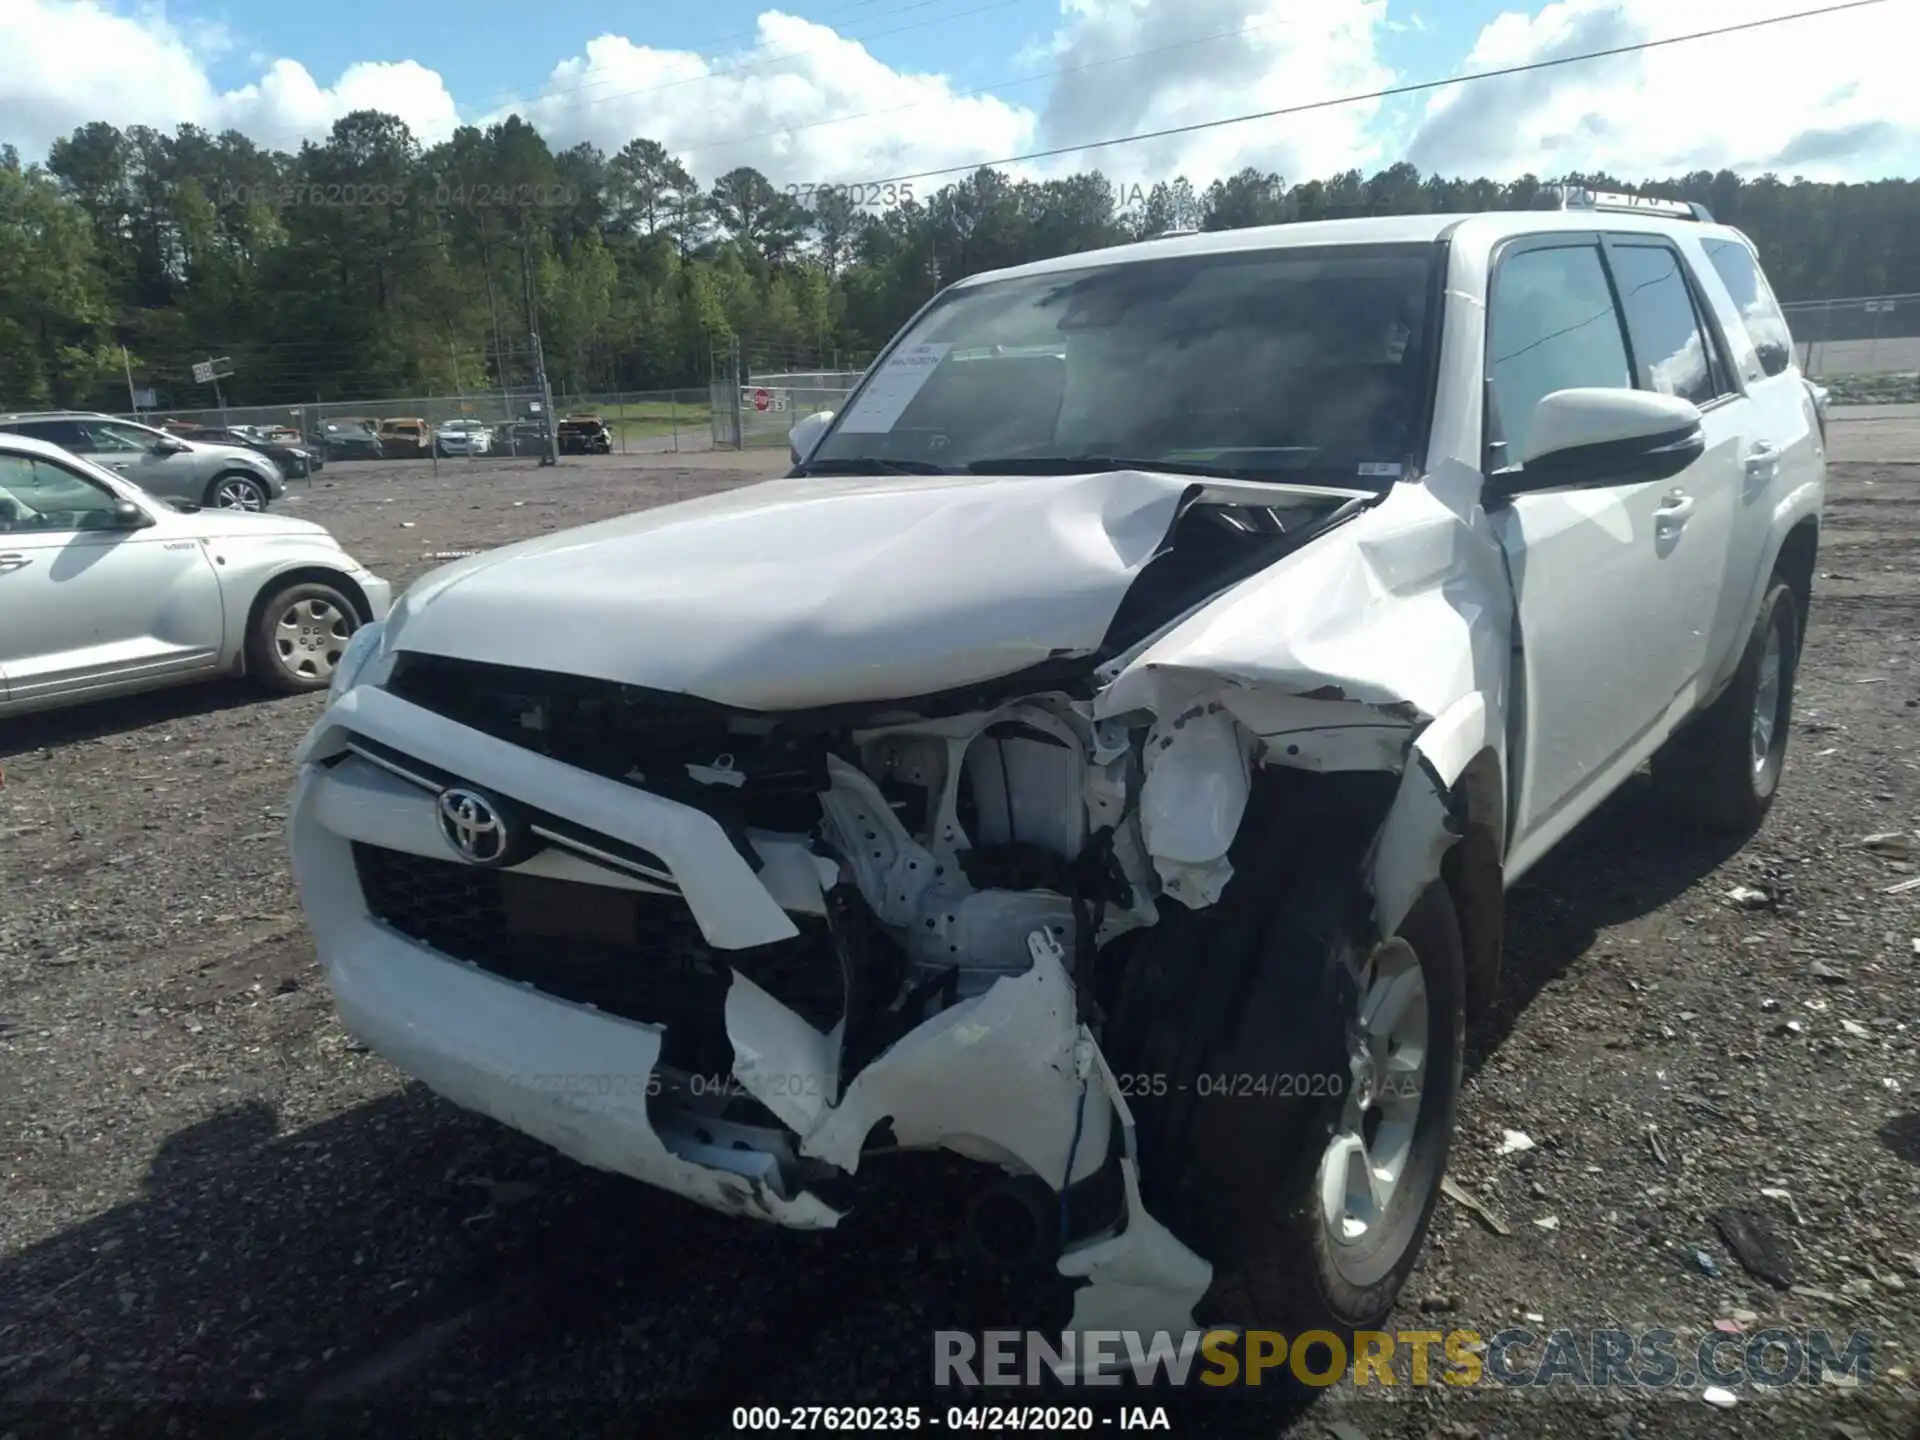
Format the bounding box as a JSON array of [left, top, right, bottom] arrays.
[[1111, 1071, 1420, 1100]]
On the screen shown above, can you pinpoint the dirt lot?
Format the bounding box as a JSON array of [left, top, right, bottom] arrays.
[[2, 438, 1918, 1439]]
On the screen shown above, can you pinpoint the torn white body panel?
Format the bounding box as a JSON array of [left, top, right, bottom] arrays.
[[1056, 1042, 1213, 1364], [1099, 475, 1511, 742], [789, 933, 1113, 1188]]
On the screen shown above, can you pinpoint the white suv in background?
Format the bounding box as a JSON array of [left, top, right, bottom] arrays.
[[289, 190, 1824, 1367]]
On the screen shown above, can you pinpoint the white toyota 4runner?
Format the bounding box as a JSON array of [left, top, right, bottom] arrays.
[[288, 191, 1828, 1357]]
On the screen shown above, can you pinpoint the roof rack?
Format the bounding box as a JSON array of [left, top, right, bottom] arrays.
[[1545, 184, 1714, 223]]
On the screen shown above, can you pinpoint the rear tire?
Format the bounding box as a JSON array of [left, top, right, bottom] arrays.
[[1652, 578, 1800, 833], [1109, 806, 1466, 1351], [248, 581, 359, 695]]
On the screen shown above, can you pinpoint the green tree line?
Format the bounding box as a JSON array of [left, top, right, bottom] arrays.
[[4, 111, 1919, 410]]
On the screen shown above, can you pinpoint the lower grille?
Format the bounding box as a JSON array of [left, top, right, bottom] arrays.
[[351, 843, 843, 1075]]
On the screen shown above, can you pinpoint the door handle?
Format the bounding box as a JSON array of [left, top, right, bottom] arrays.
[[0, 553, 31, 573], [1655, 489, 1694, 538]]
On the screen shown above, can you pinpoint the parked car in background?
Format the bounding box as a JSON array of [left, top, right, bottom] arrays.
[[0, 431, 389, 715], [0, 411, 287, 510], [378, 418, 433, 459], [316, 420, 384, 462], [435, 419, 493, 457], [493, 420, 549, 456], [558, 413, 614, 454], [189, 425, 323, 481]]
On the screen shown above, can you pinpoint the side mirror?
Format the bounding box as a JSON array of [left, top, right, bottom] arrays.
[[789, 410, 835, 467], [110, 500, 152, 529], [152, 438, 187, 455], [1491, 388, 1704, 499]]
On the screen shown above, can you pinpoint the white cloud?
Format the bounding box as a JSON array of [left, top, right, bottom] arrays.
[[498, 0, 1396, 198], [494, 15, 1036, 190], [1026, 0, 1395, 191], [1405, 0, 1920, 181], [0, 0, 457, 158]]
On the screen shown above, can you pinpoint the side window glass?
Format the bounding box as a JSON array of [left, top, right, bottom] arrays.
[[1704, 240, 1795, 378], [83, 422, 153, 453], [13, 420, 91, 449], [1486, 243, 1632, 467], [0, 456, 122, 531], [1606, 243, 1720, 405]]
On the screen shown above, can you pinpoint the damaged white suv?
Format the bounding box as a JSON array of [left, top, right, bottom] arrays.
[[288, 192, 1827, 1356]]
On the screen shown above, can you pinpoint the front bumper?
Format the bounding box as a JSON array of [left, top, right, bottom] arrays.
[[286, 681, 1211, 1339]]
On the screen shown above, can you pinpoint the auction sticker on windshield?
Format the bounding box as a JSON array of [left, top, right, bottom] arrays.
[[837, 343, 953, 432]]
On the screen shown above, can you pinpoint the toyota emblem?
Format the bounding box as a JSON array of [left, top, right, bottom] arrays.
[[436, 786, 516, 866]]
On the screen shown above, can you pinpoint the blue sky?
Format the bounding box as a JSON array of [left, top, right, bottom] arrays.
[[4, 0, 1915, 186]]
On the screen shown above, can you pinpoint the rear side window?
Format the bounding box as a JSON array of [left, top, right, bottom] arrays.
[[1486, 242, 1632, 467], [9, 420, 91, 448], [1703, 239, 1795, 378], [1605, 242, 1724, 406]]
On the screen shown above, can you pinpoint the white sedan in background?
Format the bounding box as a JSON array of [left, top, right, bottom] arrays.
[[435, 420, 494, 457], [0, 432, 390, 717]]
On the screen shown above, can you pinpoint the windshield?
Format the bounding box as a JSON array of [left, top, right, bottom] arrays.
[[807, 242, 1441, 485]]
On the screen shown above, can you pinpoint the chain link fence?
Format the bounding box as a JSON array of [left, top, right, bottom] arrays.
[[1781, 294, 1920, 381], [119, 389, 717, 459]]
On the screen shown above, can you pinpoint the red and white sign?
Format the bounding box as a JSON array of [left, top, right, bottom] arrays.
[[752, 388, 772, 412]]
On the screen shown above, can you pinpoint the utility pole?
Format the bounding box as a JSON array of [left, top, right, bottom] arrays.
[[122, 346, 138, 415], [531, 331, 558, 466]]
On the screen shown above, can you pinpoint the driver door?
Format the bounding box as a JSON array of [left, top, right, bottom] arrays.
[[0, 452, 224, 708], [1485, 236, 1733, 875]]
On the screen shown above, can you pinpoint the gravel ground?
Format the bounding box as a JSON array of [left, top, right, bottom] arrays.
[[1, 441, 1917, 1440]]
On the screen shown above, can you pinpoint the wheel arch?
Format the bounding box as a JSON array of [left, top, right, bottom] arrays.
[[1440, 747, 1505, 1042], [204, 469, 272, 506], [236, 565, 375, 675], [1771, 514, 1820, 631]]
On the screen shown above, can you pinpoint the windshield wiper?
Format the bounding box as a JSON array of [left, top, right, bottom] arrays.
[[964, 455, 1264, 479], [792, 457, 950, 476]]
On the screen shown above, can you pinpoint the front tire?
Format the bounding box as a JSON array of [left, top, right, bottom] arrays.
[[1653, 578, 1800, 833], [1110, 806, 1466, 1346], [249, 581, 359, 695], [209, 473, 270, 511]]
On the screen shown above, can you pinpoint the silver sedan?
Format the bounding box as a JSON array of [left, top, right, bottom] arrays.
[[0, 432, 391, 717]]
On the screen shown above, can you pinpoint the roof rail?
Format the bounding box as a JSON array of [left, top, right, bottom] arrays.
[[1545, 184, 1714, 224]]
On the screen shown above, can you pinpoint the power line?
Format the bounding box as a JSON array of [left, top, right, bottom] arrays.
[[841, 0, 1894, 189]]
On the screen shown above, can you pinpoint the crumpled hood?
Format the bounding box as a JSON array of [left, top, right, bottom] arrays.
[[384, 470, 1204, 710]]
